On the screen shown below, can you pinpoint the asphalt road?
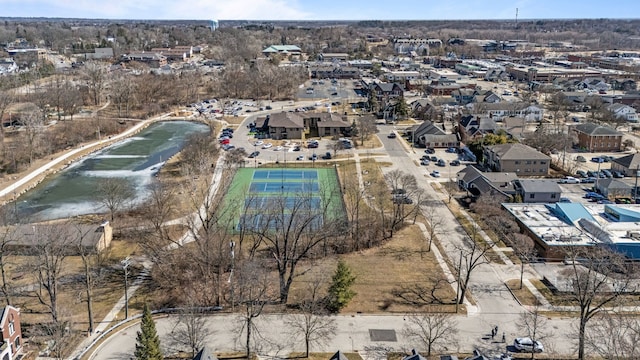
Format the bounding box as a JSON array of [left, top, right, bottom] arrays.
[[90, 124, 577, 360]]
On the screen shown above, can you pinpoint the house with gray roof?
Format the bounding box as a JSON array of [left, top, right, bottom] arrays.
[[262, 45, 302, 58], [473, 102, 543, 122], [483, 143, 551, 175], [611, 153, 640, 176], [513, 179, 562, 203], [265, 112, 305, 140], [572, 122, 622, 152], [607, 103, 638, 122], [595, 178, 632, 198], [456, 165, 517, 198], [408, 121, 459, 148]]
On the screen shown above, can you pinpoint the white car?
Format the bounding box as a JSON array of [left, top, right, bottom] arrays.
[[430, 170, 441, 178], [254, 140, 264, 146], [559, 176, 580, 184], [296, 155, 304, 161], [514, 337, 544, 353], [274, 146, 283, 151], [262, 143, 272, 149]]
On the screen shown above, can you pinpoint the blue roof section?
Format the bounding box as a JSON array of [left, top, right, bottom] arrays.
[[545, 203, 597, 224], [604, 204, 640, 222]]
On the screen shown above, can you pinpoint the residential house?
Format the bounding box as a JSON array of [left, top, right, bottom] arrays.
[[607, 103, 638, 123], [0, 59, 18, 75], [409, 121, 459, 148], [577, 78, 609, 92], [473, 102, 543, 122], [402, 350, 427, 360], [473, 90, 501, 104], [451, 89, 476, 105], [456, 165, 518, 198], [611, 153, 640, 176], [151, 47, 190, 62], [459, 115, 498, 138], [425, 79, 461, 96], [0, 306, 22, 360], [193, 347, 216, 360], [329, 350, 349, 360], [306, 112, 352, 138], [513, 179, 562, 203], [4, 221, 113, 255], [572, 122, 622, 152], [318, 53, 349, 61], [595, 178, 633, 198], [483, 143, 551, 175], [260, 112, 304, 140], [409, 99, 434, 120], [498, 116, 528, 140], [369, 82, 404, 107], [611, 78, 637, 92]]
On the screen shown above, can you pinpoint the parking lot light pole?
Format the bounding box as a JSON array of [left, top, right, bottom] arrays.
[[121, 257, 131, 319]]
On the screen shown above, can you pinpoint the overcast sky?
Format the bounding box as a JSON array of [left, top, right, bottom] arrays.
[[2, 0, 639, 20]]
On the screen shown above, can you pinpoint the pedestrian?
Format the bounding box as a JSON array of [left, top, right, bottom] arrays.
[[491, 328, 495, 339], [495, 325, 499, 335], [502, 332, 506, 343]]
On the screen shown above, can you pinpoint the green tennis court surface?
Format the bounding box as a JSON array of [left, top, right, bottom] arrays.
[[222, 168, 345, 230]]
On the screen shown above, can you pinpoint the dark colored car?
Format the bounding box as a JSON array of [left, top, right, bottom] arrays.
[[450, 160, 461, 166], [321, 152, 332, 160], [425, 148, 435, 154], [248, 151, 260, 158], [576, 170, 588, 178], [436, 159, 446, 167]]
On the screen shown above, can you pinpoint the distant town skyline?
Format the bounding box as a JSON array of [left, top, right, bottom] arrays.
[[2, 0, 639, 21]]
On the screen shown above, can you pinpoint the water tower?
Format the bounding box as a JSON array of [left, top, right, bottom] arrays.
[[210, 19, 219, 31]]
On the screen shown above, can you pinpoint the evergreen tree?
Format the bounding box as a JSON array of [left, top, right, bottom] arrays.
[[134, 303, 163, 360], [327, 259, 357, 313]]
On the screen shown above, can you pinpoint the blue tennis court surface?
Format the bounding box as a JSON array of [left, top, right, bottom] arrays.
[[249, 182, 319, 193], [245, 196, 322, 209], [253, 169, 318, 180]]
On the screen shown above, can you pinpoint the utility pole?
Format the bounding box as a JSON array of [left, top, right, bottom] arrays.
[[229, 241, 236, 312], [455, 250, 463, 313], [121, 257, 131, 319], [634, 164, 640, 202]]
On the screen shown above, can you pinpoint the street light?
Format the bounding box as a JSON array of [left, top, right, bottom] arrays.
[[121, 257, 131, 319]]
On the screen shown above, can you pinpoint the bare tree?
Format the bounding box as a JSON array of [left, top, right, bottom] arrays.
[[561, 247, 633, 360], [355, 114, 378, 146], [403, 311, 458, 357], [517, 303, 551, 359], [234, 260, 273, 359], [96, 178, 134, 221], [455, 224, 494, 305], [385, 170, 424, 237], [392, 268, 452, 306], [585, 311, 640, 359], [422, 202, 444, 254], [512, 233, 537, 290], [19, 106, 45, 165], [0, 87, 14, 145], [0, 207, 16, 305], [110, 75, 137, 117], [84, 61, 107, 106], [28, 224, 74, 324], [247, 187, 341, 304], [168, 304, 213, 358], [285, 274, 337, 357]]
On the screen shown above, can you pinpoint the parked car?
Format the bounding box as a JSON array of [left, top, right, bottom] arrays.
[[309, 153, 318, 160], [559, 176, 580, 184], [615, 197, 632, 204], [581, 177, 596, 183], [446, 147, 457, 153], [598, 199, 614, 204], [430, 156, 438, 162], [425, 148, 435, 154], [576, 170, 588, 178], [612, 170, 625, 178], [436, 159, 446, 167], [514, 338, 544, 353], [254, 140, 264, 146], [430, 170, 441, 177], [387, 132, 397, 139], [591, 156, 606, 163], [262, 143, 273, 149], [296, 155, 304, 161], [576, 155, 587, 162], [392, 196, 413, 204], [602, 169, 613, 178], [420, 159, 430, 166], [559, 197, 572, 203], [450, 160, 461, 166], [321, 152, 332, 160], [587, 170, 598, 177], [248, 151, 260, 158]]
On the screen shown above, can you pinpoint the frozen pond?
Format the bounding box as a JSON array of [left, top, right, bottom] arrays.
[[15, 120, 210, 222]]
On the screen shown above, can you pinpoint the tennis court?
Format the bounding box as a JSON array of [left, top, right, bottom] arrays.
[[222, 167, 345, 231], [252, 169, 318, 180]]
